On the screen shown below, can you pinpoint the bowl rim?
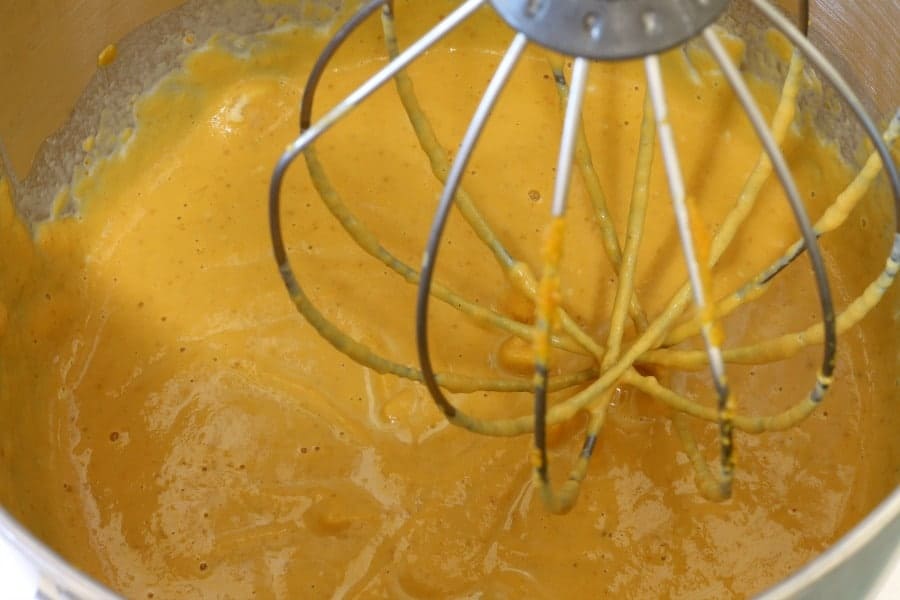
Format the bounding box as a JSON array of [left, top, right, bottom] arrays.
[[757, 483, 900, 598]]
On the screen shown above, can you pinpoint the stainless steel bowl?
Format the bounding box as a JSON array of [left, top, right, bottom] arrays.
[[0, 1, 897, 597]]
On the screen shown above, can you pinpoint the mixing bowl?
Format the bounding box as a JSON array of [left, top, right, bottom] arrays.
[[0, 0, 897, 597]]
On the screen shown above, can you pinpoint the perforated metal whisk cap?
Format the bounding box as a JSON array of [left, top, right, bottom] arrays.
[[490, 0, 731, 60]]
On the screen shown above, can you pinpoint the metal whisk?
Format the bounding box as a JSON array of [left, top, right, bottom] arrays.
[[269, 0, 900, 513]]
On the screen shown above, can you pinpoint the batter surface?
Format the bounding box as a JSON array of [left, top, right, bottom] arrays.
[[1, 2, 898, 598]]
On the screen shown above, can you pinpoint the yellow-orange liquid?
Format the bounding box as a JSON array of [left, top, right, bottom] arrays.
[[1, 2, 898, 597]]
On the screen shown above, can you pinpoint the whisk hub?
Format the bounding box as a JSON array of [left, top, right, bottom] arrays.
[[489, 0, 730, 59]]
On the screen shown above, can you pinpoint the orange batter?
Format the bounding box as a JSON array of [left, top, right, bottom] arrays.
[[0, 1, 898, 597]]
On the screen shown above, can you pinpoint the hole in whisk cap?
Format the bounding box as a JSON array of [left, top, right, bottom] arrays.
[[525, 0, 543, 18], [583, 12, 603, 39], [642, 11, 661, 36]]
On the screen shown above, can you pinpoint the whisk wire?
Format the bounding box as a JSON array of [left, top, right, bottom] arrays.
[[298, 0, 388, 131], [645, 53, 736, 497], [547, 56, 650, 332], [415, 32, 529, 422], [274, 0, 484, 192], [530, 73, 660, 513], [702, 26, 835, 392], [532, 57, 590, 513]]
